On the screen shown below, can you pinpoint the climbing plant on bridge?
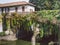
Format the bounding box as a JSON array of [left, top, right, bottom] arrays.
[[2, 10, 59, 45], [10, 10, 59, 38]]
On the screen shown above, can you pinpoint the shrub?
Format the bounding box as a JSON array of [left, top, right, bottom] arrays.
[[37, 10, 60, 20]]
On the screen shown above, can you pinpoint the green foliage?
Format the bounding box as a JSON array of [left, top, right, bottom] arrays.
[[39, 28, 44, 38], [37, 10, 60, 20], [52, 0, 60, 9], [2, 10, 59, 39], [29, 0, 60, 10], [10, 10, 59, 38], [0, 32, 5, 36], [36, 10, 59, 37]]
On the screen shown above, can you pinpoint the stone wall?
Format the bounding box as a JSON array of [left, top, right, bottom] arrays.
[[0, 34, 17, 41]]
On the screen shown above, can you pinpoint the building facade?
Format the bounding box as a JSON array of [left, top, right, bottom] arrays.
[[0, 1, 35, 14]]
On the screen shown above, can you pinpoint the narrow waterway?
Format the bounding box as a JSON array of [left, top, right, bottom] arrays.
[[0, 40, 40, 45]]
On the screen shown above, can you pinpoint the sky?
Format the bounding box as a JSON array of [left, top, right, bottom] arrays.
[[0, 0, 29, 4]]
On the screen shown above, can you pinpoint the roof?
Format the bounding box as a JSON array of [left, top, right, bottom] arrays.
[[0, 4, 2, 5], [0, 1, 35, 7]]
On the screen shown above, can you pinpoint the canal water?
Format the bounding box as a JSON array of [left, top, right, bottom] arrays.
[[0, 40, 40, 45]]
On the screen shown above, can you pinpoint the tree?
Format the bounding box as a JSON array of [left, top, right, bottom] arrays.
[[52, 0, 60, 9], [29, 0, 60, 10]]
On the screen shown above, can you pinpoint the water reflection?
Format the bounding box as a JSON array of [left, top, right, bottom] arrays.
[[0, 40, 40, 45], [0, 40, 16, 45]]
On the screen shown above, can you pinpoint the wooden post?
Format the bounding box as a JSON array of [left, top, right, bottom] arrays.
[[15, 7, 18, 13]]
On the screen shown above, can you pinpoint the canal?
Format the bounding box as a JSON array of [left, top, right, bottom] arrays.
[[0, 40, 40, 45]]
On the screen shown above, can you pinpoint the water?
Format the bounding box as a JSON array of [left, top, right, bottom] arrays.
[[0, 40, 40, 45]]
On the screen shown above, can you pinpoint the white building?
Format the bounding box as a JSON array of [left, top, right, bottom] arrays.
[[0, 1, 35, 32], [0, 1, 35, 14]]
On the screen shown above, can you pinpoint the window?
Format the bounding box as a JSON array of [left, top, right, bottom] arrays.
[[10, 7, 15, 11], [30, 9, 33, 12]]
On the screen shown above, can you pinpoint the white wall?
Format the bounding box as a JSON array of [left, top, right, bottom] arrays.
[[3, 8, 5, 13], [25, 5, 35, 12], [17, 5, 35, 12], [0, 5, 35, 14], [17, 6, 22, 12]]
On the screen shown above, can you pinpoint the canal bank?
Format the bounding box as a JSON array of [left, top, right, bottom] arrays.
[[0, 34, 17, 41]]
